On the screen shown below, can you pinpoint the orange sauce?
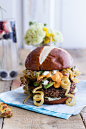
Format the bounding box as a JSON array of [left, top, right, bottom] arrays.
[[37, 71, 63, 88]]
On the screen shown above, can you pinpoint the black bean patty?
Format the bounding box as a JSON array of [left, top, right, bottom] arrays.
[[28, 81, 76, 98]]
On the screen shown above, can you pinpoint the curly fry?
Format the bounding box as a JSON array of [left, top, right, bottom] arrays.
[[32, 84, 44, 106], [61, 76, 76, 106]]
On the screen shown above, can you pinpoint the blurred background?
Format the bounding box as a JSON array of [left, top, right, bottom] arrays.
[[0, 0, 86, 49]]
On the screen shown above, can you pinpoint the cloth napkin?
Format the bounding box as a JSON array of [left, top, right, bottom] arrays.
[[0, 80, 86, 119]]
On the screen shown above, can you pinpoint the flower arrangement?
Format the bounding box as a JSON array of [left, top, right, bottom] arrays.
[[24, 22, 63, 46]]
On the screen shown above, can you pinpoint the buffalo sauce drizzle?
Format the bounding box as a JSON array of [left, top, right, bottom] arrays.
[[37, 71, 63, 88]]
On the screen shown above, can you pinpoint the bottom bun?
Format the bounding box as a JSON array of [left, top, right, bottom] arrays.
[[44, 93, 75, 105], [44, 97, 68, 105], [30, 94, 75, 105], [30, 96, 68, 104]]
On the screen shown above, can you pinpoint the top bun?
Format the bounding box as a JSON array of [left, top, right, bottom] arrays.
[[25, 46, 73, 70]]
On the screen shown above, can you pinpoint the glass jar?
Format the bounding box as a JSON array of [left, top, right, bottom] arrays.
[[0, 19, 19, 80], [31, 41, 56, 51]]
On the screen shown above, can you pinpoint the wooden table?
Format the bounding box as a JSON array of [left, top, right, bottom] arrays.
[[0, 49, 86, 129]]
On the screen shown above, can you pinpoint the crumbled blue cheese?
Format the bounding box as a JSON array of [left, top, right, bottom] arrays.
[[27, 85, 29, 91], [42, 71, 49, 76], [34, 71, 37, 76], [45, 97, 61, 101], [72, 88, 78, 93], [52, 70, 57, 74], [71, 66, 77, 71], [42, 80, 49, 85], [26, 71, 30, 75]]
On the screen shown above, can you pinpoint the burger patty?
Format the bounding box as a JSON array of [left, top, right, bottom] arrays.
[[28, 81, 76, 98]]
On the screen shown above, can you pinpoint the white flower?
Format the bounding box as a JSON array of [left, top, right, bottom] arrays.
[[24, 23, 45, 45], [49, 29, 63, 43]]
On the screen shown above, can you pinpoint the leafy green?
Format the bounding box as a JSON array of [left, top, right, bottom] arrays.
[[33, 81, 40, 86], [35, 71, 43, 77], [44, 23, 47, 26], [36, 73, 38, 77], [44, 82, 54, 89]]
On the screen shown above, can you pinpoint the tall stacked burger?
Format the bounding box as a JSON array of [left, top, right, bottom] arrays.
[[20, 46, 81, 106]]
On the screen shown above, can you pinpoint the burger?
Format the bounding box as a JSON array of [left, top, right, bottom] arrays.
[[20, 46, 81, 106]]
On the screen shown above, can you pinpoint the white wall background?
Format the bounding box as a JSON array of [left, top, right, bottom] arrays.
[[0, 0, 86, 49], [62, 0, 86, 49]]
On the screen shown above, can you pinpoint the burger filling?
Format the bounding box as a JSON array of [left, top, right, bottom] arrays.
[[20, 66, 80, 106]]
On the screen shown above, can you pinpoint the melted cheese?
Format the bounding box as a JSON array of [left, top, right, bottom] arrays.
[[37, 71, 63, 88]]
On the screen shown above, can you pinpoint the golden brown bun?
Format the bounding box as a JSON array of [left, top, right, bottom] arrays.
[[30, 95, 75, 105], [25, 46, 73, 70], [44, 93, 75, 105], [30, 96, 68, 104]]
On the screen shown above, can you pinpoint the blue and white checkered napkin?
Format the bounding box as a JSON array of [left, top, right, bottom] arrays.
[[0, 80, 86, 119]]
